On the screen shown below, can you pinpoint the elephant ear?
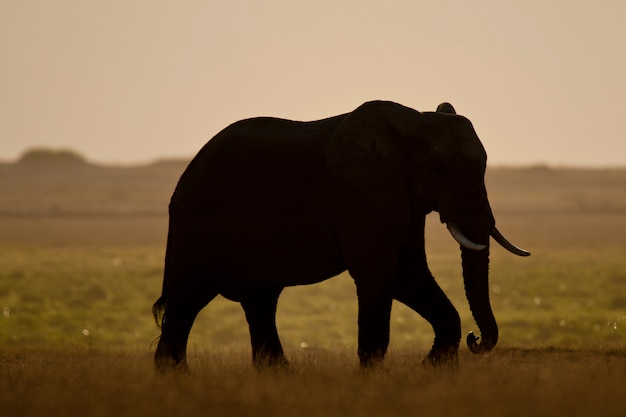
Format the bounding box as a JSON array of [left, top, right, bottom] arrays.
[[324, 104, 410, 225]]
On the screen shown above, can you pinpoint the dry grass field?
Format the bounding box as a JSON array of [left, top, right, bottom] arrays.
[[1, 154, 625, 416], [2, 346, 625, 417]]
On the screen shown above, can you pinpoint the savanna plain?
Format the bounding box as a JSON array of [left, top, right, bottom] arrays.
[[1, 152, 625, 416]]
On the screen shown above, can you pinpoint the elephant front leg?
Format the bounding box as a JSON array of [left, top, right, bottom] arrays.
[[356, 287, 393, 368], [394, 277, 461, 367], [241, 287, 289, 369]]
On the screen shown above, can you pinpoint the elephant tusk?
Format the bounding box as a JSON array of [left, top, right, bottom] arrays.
[[446, 223, 487, 251], [491, 227, 531, 257]]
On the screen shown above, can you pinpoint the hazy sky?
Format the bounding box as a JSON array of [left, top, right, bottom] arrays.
[[1, 1, 625, 166]]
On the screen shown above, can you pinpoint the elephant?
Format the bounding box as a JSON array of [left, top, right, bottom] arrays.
[[152, 100, 530, 372]]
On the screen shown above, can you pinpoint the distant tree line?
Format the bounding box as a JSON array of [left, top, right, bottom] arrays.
[[18, 148, 89, 167]]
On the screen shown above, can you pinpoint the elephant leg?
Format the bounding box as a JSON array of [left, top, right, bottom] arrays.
[[356, 288, 393, 367], [336, 214, 399, 367], [240, 286, 288, 369], [343, 244, 397, 367], [154, 291, 217, 373], [394, 277, 461, 366]]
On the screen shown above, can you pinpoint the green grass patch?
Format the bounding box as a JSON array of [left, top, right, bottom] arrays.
[[1, 244, 624, 354]]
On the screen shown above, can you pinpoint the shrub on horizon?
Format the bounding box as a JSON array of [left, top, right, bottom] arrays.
[[18, 148, 89, 167]]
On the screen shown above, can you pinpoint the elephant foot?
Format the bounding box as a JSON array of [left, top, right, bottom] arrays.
[[358, 360, 386, 375], [423, 346, 459, 369], [252, 352, 291, 371], [154, 338, 189, 374], [154, 355, 190, 374], [358, 348, 386, 369]]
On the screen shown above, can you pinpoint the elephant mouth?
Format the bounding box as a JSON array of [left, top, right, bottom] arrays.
[[447, 222, 530, 257]]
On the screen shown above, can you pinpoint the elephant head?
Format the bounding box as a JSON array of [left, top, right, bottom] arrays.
[[326, 100, 529, 354]]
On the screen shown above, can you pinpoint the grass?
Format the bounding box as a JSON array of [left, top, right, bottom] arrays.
[[1, 163, 626, 415], [2, 235, 624, 417], [1, 346, 625, 417], [0, 245, 163, 346], [2, 240, 624, 351]]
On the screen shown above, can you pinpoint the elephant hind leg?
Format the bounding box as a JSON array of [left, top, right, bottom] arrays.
[[240, 286, 289, 369], [154, 290, 218, 373]]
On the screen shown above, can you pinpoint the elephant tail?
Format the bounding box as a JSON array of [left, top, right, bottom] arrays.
[[153, 225, 174, 330], [152, 295, 167, 329]]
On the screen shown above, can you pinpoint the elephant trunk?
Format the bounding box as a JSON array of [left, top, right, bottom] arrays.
[[461, 246, 498, 354]]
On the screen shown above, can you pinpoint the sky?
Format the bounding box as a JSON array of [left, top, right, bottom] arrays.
[[1, 0, 625, 167]]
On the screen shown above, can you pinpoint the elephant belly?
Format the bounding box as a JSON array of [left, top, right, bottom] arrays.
[[183, 212, 346, 288], [216, 247, 346, 288]]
